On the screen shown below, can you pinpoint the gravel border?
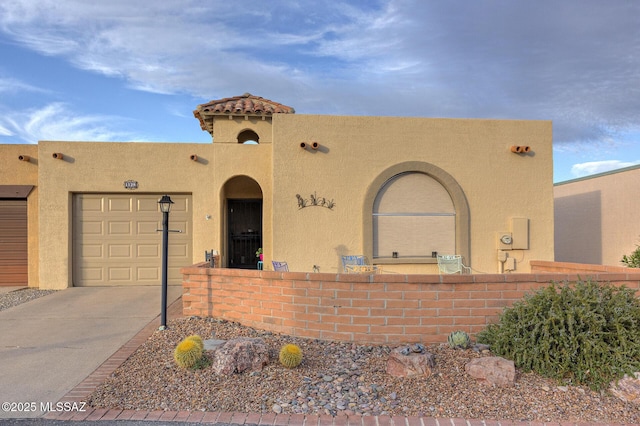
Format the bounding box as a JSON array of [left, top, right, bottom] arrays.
[[0, 288, 58, 312], [88, 316, 640, 424]]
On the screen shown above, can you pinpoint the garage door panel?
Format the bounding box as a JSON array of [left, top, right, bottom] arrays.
[[78, 267, 103, 282], [108, 198, 133, 212], [170, 197, 189, 212], [168, 266, 185, 281], [79, 221, 103, 235], [137, 267, 159, 281], [108, 267, 131, 281], [77, 197, 104, 212], [171, 220, 189, 229], [137, 244, 159, 257], [168, 244, 189, 257], [137, 221, 160, 235], [108, 244, 131, 257], [73, 194, 192, 286], [1, 228, 28, 238], [78, 244, 103, 258], [0, 252, 28, 262], [137, 198, 159, 212], [0, 200, 28, 286], [108, 221, 132, 235]]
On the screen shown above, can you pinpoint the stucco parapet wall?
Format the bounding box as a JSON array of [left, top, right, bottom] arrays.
[[531, 260, 640, 275]]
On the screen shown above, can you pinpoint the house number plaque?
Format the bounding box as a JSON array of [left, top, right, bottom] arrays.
[[124, 180, 139, 190]]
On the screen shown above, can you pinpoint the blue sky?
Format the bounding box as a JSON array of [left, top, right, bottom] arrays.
[[1, 1, 639, 183]]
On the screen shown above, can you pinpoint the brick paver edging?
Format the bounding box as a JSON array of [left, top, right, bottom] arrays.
[[43, 298, 627, 426]]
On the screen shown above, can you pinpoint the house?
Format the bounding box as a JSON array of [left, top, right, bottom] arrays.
[[0, 93, 554, 289], [554, 164, 640, 266]]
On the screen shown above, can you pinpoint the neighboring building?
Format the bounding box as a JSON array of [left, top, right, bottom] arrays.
[[554, 164, 640, 266], [0, 93, 554, 289]]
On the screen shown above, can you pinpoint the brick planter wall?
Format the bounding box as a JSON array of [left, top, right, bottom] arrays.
[[181, 263, 640, 345]]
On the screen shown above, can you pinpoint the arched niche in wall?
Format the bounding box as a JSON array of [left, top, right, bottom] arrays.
[[373, 172, 456, 258], [363, 161, 470, 265], [237, 129, 260, 144]]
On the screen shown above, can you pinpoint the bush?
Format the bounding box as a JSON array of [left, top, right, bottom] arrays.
[[477, 279, 640, 390], [621, 244, 640, 268]]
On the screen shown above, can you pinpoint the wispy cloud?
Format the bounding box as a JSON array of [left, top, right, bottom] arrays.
[[0, 103, 144, 144], [0, 0, 639, 149], [571, 160, 640, 178], [0, 76, 48, 94], [0, 124, 13, 136]]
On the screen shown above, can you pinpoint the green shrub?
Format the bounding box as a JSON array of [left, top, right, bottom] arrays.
[[621, 244, 640, 268], [279, 344, 303, 368], [477, 279, 640, 390]]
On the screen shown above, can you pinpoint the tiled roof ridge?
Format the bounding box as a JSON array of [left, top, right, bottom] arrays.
[[196, 92, 295, 116], [193, 93, 295, 132]]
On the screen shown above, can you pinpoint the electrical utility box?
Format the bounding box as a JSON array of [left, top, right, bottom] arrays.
[[511, 217, 529, 250]]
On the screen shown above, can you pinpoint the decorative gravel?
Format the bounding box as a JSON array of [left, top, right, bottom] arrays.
[[0, 288, 57, 312], [87, 316, 640, 424]]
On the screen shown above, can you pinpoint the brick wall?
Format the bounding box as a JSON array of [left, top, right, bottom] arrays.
[[181, 262, 640, 345]]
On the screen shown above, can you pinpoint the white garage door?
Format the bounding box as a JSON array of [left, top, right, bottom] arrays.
[[73, 194, 192, 286]]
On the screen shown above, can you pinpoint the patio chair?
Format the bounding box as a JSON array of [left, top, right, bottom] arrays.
[[272, 260, 289, 272], [341, 255, 379, 273], [341, 255, 366, 272], [437, 255, 470, 274]]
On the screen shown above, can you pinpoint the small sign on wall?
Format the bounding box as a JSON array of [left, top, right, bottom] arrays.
[[124, 180, 139, 190]]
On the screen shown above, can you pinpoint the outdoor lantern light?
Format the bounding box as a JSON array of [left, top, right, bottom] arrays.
[[157, 194, 173, 329], [158, 195, 174, 213]]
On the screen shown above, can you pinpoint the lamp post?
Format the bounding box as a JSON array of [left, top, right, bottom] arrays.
[[158, 195, 174, 330]]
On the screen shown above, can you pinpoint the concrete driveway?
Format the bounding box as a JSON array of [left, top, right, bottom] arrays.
[[0, 286, 182, 419]]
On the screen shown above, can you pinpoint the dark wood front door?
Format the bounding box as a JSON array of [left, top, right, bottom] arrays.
[[227, 199, 262, 269]]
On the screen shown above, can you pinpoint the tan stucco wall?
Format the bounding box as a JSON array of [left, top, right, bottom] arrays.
[[1, 112, 554, 289], [554, 165, 640, 266], [0, 144, 39, 287], [35, 141, 272, 289], [207, 116, 274, 144], [270, 115, 554, 274]]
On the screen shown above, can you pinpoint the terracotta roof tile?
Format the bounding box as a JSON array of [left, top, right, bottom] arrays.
[[193, 93, 295, 133]]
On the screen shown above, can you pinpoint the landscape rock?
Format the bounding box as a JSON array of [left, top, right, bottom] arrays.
[[465, 356, 515, 386], [210, 337, 269, 375], [610, 372, 640, 404], [203, 338, 226, 351], [471, 343, 491, 353], [386, 346, 435, 378]]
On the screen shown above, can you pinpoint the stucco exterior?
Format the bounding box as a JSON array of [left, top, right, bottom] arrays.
[[554, 164, 640, 266], [0, 95, 555, 289]]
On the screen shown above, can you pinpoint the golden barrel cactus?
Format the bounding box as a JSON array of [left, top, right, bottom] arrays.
[[279, 343, 303, 368], [174, 337, 204, 368]]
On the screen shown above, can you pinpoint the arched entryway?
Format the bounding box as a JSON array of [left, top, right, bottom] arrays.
[[222, 176, 263, 269]]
